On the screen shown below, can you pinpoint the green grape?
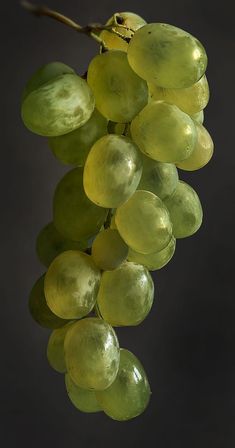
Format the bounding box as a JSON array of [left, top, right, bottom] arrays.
[[28, 274, 69, 329], [44, 250, 101, 319], [96, 349, 151, 421], [137, 155, 179, 200], [191, 110, 204, 124], [65, 373, 102, 413], [97, 261, 154, 326], [164, 181, 203, 238], [22, 62, 75, 102], [83, 135, 142, 208], [128, 236, 176, 271], [100, 12, 146, 52], [110, 214, 117, 230], [36, 222, 87, 268], [148, 75, 209, 115], [92, 229, 128, 271], [47, 322, 75, 373], [127, 23, 207, 88], [21, 74, 95, 137], [130, 101, 197, 163], [87, 50, 148, 122], [48, 109, 108, 166], [53, 167, 108, 241], [108, 121, 126, 135], [116, 190, 172, 254], [64, 317, 120, 390], [177, 122, 214, 171]]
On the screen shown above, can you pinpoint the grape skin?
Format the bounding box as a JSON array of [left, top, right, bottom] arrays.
[[128, 236, 176, 271], [47, 322, 75, 373], [65, 373, 102, 413], [100, 12, 146, 52], [91, 229, 128, 271]]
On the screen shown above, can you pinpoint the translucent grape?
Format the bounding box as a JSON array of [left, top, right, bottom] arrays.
[[137, 155, 179, 200], [128, 236, 176, 271], [148, 75, 209, 115], [97, 261, 154, 326], [87, 50, 148, 122], [64, 317, 120, 390], [48, 109, 108, 166], [191, 110, 204, 124], [65, 373, 102, 413], [130, 101, 197, 163], [96, 349, 151, 421], [44, 250, 101, 319], [92, 229, 128, 271], [127, 23, 207, 88], [83, 135, 142, 208], [177, 122, 214, 171], [164, 181, 203, 238], [36, 222, 87, 268], [28, 275, 69, 329], [47, 322, 75, 373], [115, 190, 172, 254], [53, 167, 108, 241], [100, 12, 146, 52], [21, 74, 95, 137]]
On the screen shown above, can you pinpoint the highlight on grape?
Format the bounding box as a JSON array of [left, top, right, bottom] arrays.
[[22, 3, 213, 421]]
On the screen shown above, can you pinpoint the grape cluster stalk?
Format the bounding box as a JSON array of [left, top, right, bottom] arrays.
[[23, 3, 214, 421]]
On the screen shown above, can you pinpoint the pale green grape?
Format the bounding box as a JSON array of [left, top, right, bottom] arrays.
[[128, 236, 176, 271], [177, 122, 214, 171], [108, 121, 126, 135], [83, 135, 142, 208], [47, 322, 75, 373], [130, 101, 197, 163], [148, 75, 209, 115], [191, 110, 204, 124], [110, 214, 117, 230], [28, 275, 69, 329], [64, 317, 120, 390], [92, 229, 128, 271], [65, 373, 102, 413], [137, 155, 178, 200], [44, 250, 101, 319], [100, 12, 146, 52], [21, 74, 95, 137], [164, 181, 203, 238], [97, 261, 154, 326], [127, 23, 207, 88], [48, 109, 108, 166], [36, 222, 87, 268], [53, 167, 108, 241], [96, 349, 151, 421], [116, 190, 172, 254], [87, 50, 148, 122], [22, 62, 75, 102]]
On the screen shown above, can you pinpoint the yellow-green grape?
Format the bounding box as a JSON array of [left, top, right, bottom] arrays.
[[110, 214, 117, 230], [116, 190, 172, 254], [28, 275, 69, 329], [21, 74, 95, 137], [92, 229, 128, 271], [22, 62, 75, 102], [100, 12, 146, 52], [97, 261, 154, 326], [127, 23, 207, 88], [87, 50, 148, 123], [65, 373, 102, 413], [108, 121, 126, 135], [47, 322, 75, 373], [128, 236, 176, 271], [164, 181, 203, 238], [131, 101, 197, 163], [96, 349, 151, 421], [48, 109, 108, 166], [64, 317, 120, 390], [137, 155, 178, 200], [36, 222, 87, 268], [191, 110, 204, 124], [148, 75, 209, 115], [83, 135, 142, 208], [53, 167, 108, 241], [177, 122, 214, 171], [44, 250, 101, 319]]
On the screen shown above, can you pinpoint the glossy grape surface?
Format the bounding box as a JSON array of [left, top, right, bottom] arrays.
[[92, 229, 128, 270], [177, 122, 214, 171], [65, 373, 102, 413], [137, 155, 178, 199], [47, 322, 74, 373], [191, 110, 204, 124], [128, 236, 176, 270]]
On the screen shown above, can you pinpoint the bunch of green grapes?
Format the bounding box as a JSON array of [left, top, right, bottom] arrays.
[[23, 9, 213, 421]]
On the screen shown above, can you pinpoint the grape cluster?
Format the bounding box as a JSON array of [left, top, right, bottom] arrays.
[[24, 11, 213, 421]]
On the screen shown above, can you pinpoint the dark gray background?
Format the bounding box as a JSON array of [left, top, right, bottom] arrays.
[[1, 0, 235, 447]]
